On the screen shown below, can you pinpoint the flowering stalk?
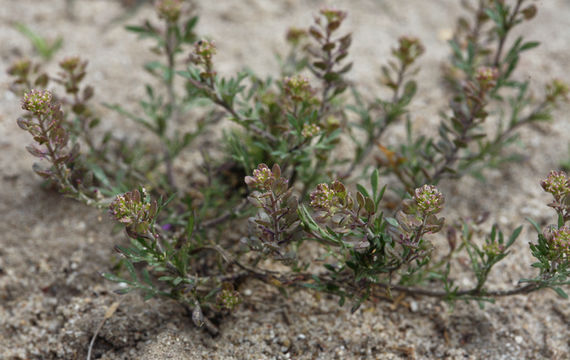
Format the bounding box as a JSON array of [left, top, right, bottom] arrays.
[[244, 164, 301, 261], [347, 36, 424, 179], [307, 7, 352, 117], [540, 171, 570, 222], [18, 89, 97, 205], [523, 172, 570, 298]]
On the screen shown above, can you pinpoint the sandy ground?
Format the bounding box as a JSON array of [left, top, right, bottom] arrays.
[[0, 0, 569, 359]]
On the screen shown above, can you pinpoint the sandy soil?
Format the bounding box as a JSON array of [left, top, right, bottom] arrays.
[[0, 0, 569, 359]]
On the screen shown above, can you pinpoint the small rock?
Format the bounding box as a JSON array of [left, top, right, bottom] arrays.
[[515, 336, 523, 344], [409, 300, 418, 313]]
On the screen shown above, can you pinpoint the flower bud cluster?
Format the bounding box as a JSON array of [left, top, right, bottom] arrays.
[[475, 66, 499, 91], [191, 40, 216, 66], [318, 7, 347, 24], [245, 163, 276, 191], [59, 56, 82, 72], [483, 242, 504, 256], [544, 225, 570, 259], [156, 0, 182, 23], [413, 184, 445, 216], [190, 40, 217, 80], [397, 185, 445, 238], [8, 58, 31, 78], [546, 79, 569, 104], [521, 4, 537, 21], [310, 180, 347, 215], [393, 36, 425, 66], [541, 171, 569, 199], [551, 226, 570, 258], [57, 56, 89, 96], [109, 188, 158, 234], [22, 89, 53, 116], [217, 288, 241, 311], [286, 27, 308, 46], [302, 123, 321, 138], [283, 75, 316, 104]]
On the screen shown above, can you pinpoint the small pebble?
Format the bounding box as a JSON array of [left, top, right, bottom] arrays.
[[515, 336, 523, 344], [409, 300, 418, 313]]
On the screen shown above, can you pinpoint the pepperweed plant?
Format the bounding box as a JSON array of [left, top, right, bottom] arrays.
[[12, 0, 569, 333]]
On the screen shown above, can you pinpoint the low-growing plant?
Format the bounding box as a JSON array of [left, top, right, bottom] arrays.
[[11, 0, 569, 334], [14, 22, 63, 61]]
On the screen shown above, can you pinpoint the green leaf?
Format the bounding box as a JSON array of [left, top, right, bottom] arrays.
[[519, 41, 540, 52], [141, 268, 153, 286], [365, 197, 375, 215], [385, 217, 399, 227], [507, 226, 522, 247], [356, 184, 369, 198], [124, 260, 137, 281], [356, 191, 365, 209], [551, 287, 568, 299], [371, 169, 379, 199], [14, 22, 63, 60], [101, 272, 127, 283], [526, 217, 541, 233], [115, 288, 133, 295], [375, 185, 387, 207], [186, 212, 195, 240], [448, 40, 463, 61], [86, 163, 112, 191], [125, 25, 149, 34]]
